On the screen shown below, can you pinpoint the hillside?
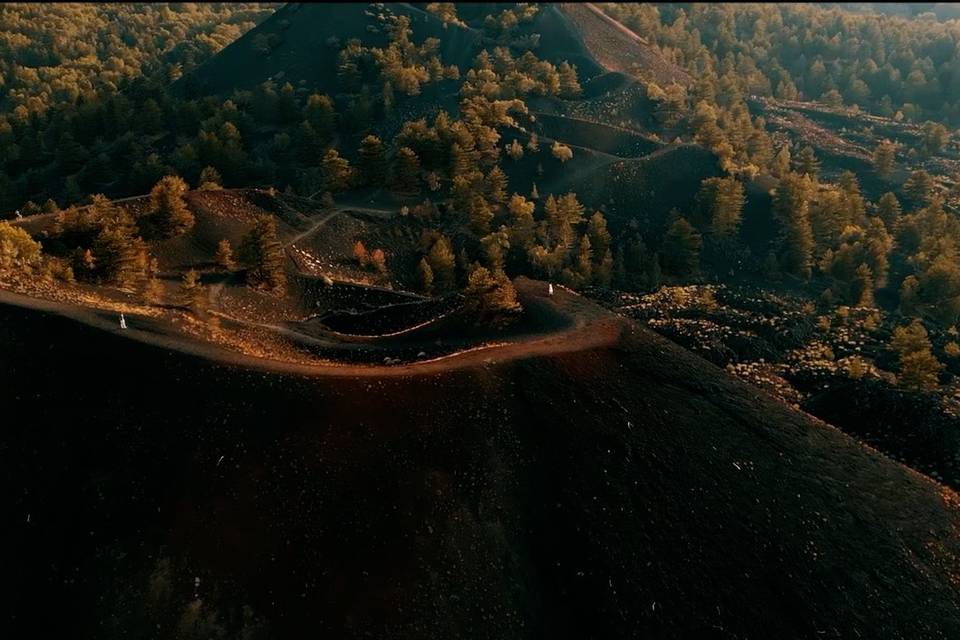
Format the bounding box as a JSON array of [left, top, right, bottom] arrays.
[[8, 3, 960, 638], [555, 3, 691, 87], [176, 3, 481, 97], [177, 2, 690, 99], [554, 143, 722, 232], [3, 288, 960, 638]]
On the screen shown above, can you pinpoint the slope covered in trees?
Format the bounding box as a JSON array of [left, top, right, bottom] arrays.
[[176, 2, 482, 98], [0, 3, 276, 115], [603, 2, 960, 125]]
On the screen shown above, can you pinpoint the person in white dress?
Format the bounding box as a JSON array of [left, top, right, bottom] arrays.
[[119, 313, 127, 329], [548, 283, 554, 296]]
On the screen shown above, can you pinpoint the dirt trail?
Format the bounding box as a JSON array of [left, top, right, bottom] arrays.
[[0, 278, 624, 379], [209, 204, 394, 306], [286, 209, 344, 247]]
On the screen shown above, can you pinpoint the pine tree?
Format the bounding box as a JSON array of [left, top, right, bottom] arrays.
[[527, 133, 540, 153], [358, 135, 387, 186], [468, 194, 494, 236], [921, 120, 948, 158], [0, 222, 42, 273], [382, 80, 395, 113], [369, 248, 387, 275], [904, 169, 935, 205], [544, 193, 584, 250], [865, 217, 892, 287], [92, 223, 147, 289], [899, 275, 920, 315], [450, 172, 481, 213], [142, 277, 164, 305], [305, 93, 336, 139], [919, 255, 960, 325], [238, 215, 286, 293], [481, 226, 510, 271], [72, 247, 96, 277], [647, 82, 687, 128], [873, 139, 898, 180], [774, 172, 815, 279], [390, 147, 421, 196], [662, 217, 702, 277], [179, 269, 206, 313], [875, 192, 902, 230], [507, 193, 536, 251], [575, 235, 592, 284], [448, 142, 475, 179], [771, 145, 791, 178], [417, 256, 434, 294], [56, 132, 90, 173], [890, 319, 943, 390], [692, 101, 723, 147], [698, 176, 745, 240], [199, 166, 223, 190], [693, 72, 718, 104], [294, 122, 324, 166], [352, 240, 369, 267], [595, 248, 613, 287], [463, 264, 521, 326], [526, 243, 564, 279], [321, 148, 354, 192], [551, 141, 573, 163], [795, 146, 820, 179], [150, 175, 194, 237], [854, 263, 875, 307], [558, 61, 582, 98], [277, 82, 299, 124], [484, 166, 508, 205], [838, 171, 866, 225], [810, 188, 845, 248], [647, 252, 662, 290], [457, 247, 471, 287], [426, 2, 462, 27], [505, 139, 524, 161], [215, 239, 235, 270], [748, 124, 774, 169], [427, 235, 456, 292], [586, 211, 612, 259]]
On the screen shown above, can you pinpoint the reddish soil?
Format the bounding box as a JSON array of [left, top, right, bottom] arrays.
[[0, 277, 621, 377]]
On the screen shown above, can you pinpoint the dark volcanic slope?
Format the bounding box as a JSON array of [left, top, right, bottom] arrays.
[[176, 2, 481, 97], [2, 300, 960, 639]]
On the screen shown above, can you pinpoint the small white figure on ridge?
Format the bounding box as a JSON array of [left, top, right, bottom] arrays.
[[119, 313, 127, 330]]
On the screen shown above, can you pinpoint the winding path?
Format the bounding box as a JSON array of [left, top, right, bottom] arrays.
[[3, 198, 620, 379], [286, 209, 345, 247], [0, 278, 624, 379], [209, 204, 394, 307]]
